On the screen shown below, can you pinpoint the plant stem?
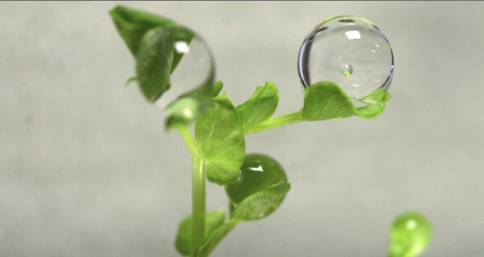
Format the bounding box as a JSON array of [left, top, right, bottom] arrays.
[[179, 127, 206, 257], [244, 111, 304, 135], [192, 158, 206, 257], [197, 218, 241, 257], [179, 127, 199, 157]]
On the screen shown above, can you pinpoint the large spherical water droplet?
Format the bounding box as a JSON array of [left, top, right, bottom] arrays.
[[389, 212, 432, 257], [298, 15, 394, 101], [156, 34, 215, 110]]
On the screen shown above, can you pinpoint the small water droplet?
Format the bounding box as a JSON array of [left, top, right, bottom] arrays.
[[389, 213, 432, 257], [225, 154, 287, 204], [341, 63, 353, 77], [298, 15, 394, 101]]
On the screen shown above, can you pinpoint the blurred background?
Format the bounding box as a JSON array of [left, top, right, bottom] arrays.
[[1, 2, 483, 257]]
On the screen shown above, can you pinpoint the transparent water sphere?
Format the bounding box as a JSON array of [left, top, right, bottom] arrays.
[[298, 15, 394, 101], [156, 35, 215, 109]]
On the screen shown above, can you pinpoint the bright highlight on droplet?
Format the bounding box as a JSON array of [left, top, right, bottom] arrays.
[[406, 219, 418, 230], [345, 30, 361, 40], [298, 15, 394, 101], [174, 41, 190, 54], [249, 164, 264, 172]]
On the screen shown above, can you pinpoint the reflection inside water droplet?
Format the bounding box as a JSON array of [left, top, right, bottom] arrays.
[[248, 164, 264, 173], [341, 63, 353, 77]]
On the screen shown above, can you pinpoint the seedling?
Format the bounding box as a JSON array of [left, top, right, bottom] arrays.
[[110, 5, 432, 257]]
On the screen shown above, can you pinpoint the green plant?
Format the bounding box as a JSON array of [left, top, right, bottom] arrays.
[[110, 5, 432, 257]]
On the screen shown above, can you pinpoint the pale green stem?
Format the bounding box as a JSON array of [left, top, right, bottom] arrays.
[[197, 218, 241, 257], [178, 111, 303, 256], [192, 158, 206, 257], [179, 127, 199, 156], [179, 127, 206, 257], [244, 111, 304, 135]]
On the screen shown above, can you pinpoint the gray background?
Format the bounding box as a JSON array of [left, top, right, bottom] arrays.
[[1, 2, 483, 257]]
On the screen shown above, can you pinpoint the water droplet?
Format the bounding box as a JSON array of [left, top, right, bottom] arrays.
[[225, 153, 287, 204], [389, 212, 432, 257], [298, 15, 394, 101], [156, 35, 215, 110], [341, 63, 353, 77]]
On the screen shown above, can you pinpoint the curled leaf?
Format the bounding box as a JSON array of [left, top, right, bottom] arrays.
[[110, 5, 178, 55], [302, 81, 354, 121], [226, 153, 290, 220], [236, 81, 279, 132], [135, 27, 174, 101], [111, 5, 198, 104], [302, 81, 391, 121], [353, 88, 392, 118]]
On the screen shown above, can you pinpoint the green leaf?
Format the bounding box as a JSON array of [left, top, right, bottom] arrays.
[[111, 5, 216, 125], [124, 76, 137, 87], [226, 153, 290, 220], [110, 5, 178, 55], [164, 97, 200, 129], [236, 81, 279, 132], [353, 88, 392, 118], [211, 81, 224, 97], [195, 95, 245, 185], [302, 81, 391, 121], [135, 27, 174, 102], [164, 80, 216, 130], [232, 182, 290, 220], [389, 212, 432, 257], [175, 210, 226, 256], [111, 5, 196, 102], [302, 81, 354, 121]]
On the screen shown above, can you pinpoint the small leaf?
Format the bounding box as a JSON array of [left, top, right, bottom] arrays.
[[135, 27, 174, 102], [124, 76, 137, 87], [353, 88, 392, 118], [211, 81, 224, 97], [236, 81, 279, 132], [175, 210, 225, 256], [232, 182, 290, 220], [164, 97, 199, 129], [165, 81, 216, 130], [389, 212, 432, 257], [302, 81, 354, 121], [302, 81, 391, 120], [110, 5, 178, 55], [226, 153, 290, 220], [195, 95, 245, 185]]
